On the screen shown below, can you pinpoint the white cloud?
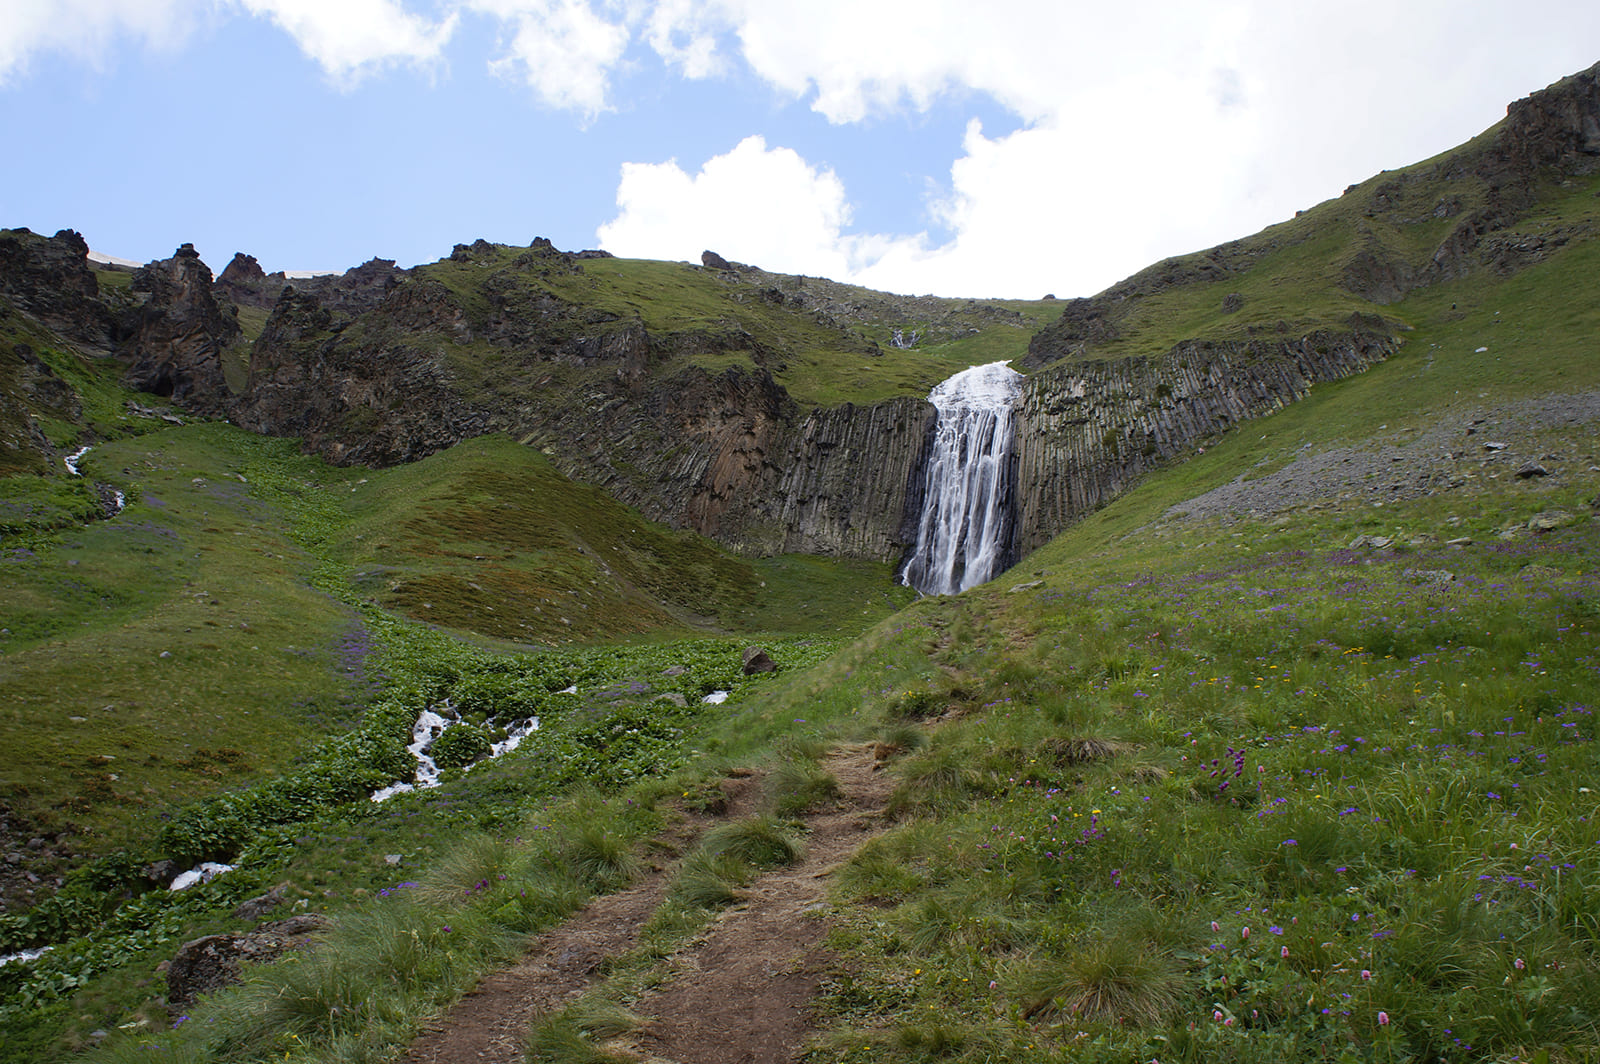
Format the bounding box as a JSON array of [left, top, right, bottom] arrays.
[[232, 0, 457, 85], [606, 0, 1600, 297], [598, 135, 887, 277], [466, 0, 629, 118], [0, 0, 196, 84]]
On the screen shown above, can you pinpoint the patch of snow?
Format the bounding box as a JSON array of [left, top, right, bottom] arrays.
[[87, 250, 142, 268], [702, 690, 730, 704], [169, 862, 235, 891]]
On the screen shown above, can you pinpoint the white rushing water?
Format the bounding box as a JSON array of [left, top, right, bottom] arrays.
[[0, 946, 52, 968], [900, 361, 1024, 596], [169, 862, 235, 891], [61, 445, 126, 515], [371, 709, 540, 802]]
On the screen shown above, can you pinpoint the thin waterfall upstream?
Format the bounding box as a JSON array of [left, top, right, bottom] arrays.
[[900, 361, 1024, 595]]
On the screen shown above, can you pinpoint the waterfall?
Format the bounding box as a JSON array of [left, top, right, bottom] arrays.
[[900, 361, 1024, 595]]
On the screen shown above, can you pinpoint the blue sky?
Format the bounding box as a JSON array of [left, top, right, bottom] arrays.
[[2, 1, 1598, 298]]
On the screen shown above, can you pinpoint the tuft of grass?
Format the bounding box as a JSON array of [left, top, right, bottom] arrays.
[[670, 850, 750, 910], [768, 757, 841, 816], [559, 822, 642, 893], [1017, 938, 1189, 1027], [525, 1001, 640, 1064], [701, 814, 806, 870]]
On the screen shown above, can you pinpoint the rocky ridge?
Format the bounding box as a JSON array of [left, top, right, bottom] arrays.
[[5, 63, 1600, 570]]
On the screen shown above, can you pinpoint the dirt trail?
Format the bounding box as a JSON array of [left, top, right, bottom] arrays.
[[401, 746, 890, 1064], [627, 745, 891, 1064]]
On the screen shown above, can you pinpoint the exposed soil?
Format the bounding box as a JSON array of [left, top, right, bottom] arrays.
[[401, 746, 892, 1064], [626, 745, 892, 1064], [400, 772, 763, 1064]]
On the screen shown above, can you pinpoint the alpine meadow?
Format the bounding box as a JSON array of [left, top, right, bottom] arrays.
[[1, 58, 1599, 1064]]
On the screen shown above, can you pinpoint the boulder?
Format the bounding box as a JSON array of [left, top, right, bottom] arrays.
[[1403, 569, 1456, 590], [701, 250, 734, 271], [1527, 510, 1574, 532], [741, 647, 776, 674], [231, 881, 290, 921], [167, 915, 327, 1009]]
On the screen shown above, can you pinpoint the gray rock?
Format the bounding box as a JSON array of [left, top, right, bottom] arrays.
[[741, 647, 776, 674], [1403, 569, 1456, 589], [1527, 510, 1574, 532], [167, 916, 328, 1009], [1516, 462, 1549, 478], [1008, 580, 1044, 593], [231, 881, 289, 922]]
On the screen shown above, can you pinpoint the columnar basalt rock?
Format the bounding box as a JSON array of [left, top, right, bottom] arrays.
[[1013, 330, 1398, 552]]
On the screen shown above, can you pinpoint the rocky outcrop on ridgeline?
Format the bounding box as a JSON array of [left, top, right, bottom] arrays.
[[1014, 327, 1398, 551], [120, 244, 241, 410], [234, 281, 489, 465], [215, 252, 406, 316], [0, 228, 117, 349], [1350, 61, 1600, 300]]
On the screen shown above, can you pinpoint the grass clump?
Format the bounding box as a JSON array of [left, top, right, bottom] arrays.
[[1017, 938, 1188, 1026], [701, 814, 806, 870], [559, 821, 643, 894], [525, 1000, 640, 1064], [768, 757, 840, 816]]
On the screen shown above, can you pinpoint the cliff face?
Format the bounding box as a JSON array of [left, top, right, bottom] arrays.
[[1014, 329, 1398, 551]]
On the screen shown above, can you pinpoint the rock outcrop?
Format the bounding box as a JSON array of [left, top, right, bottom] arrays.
[[121, 244, 241, 409], [0, 228, 116, 349], [166, 914, 327, 1009], [236, 283, 489, 465], [1014, 328, 1398, 551]]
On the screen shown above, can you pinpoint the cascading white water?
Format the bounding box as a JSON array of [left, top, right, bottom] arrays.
[[900, 361, 1024, 595]]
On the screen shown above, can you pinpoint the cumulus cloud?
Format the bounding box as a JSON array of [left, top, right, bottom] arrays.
[[0, 0, 196, 84], [598, 135, 887, 277], [232, 0, 457, 85], [610, 0, 1600, 296], [466, 0, 629, 118]]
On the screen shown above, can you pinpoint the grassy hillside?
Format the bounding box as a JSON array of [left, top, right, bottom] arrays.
[[3, 69, 1599, 1064], [20, 319, 1591, 1063], [418, 247, 1057, 408], [1025, 126, 1600, 372]]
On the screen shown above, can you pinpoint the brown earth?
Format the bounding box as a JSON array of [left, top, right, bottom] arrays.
[[401, 745, 892, 1064], [625, 745, 892, 1064]]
